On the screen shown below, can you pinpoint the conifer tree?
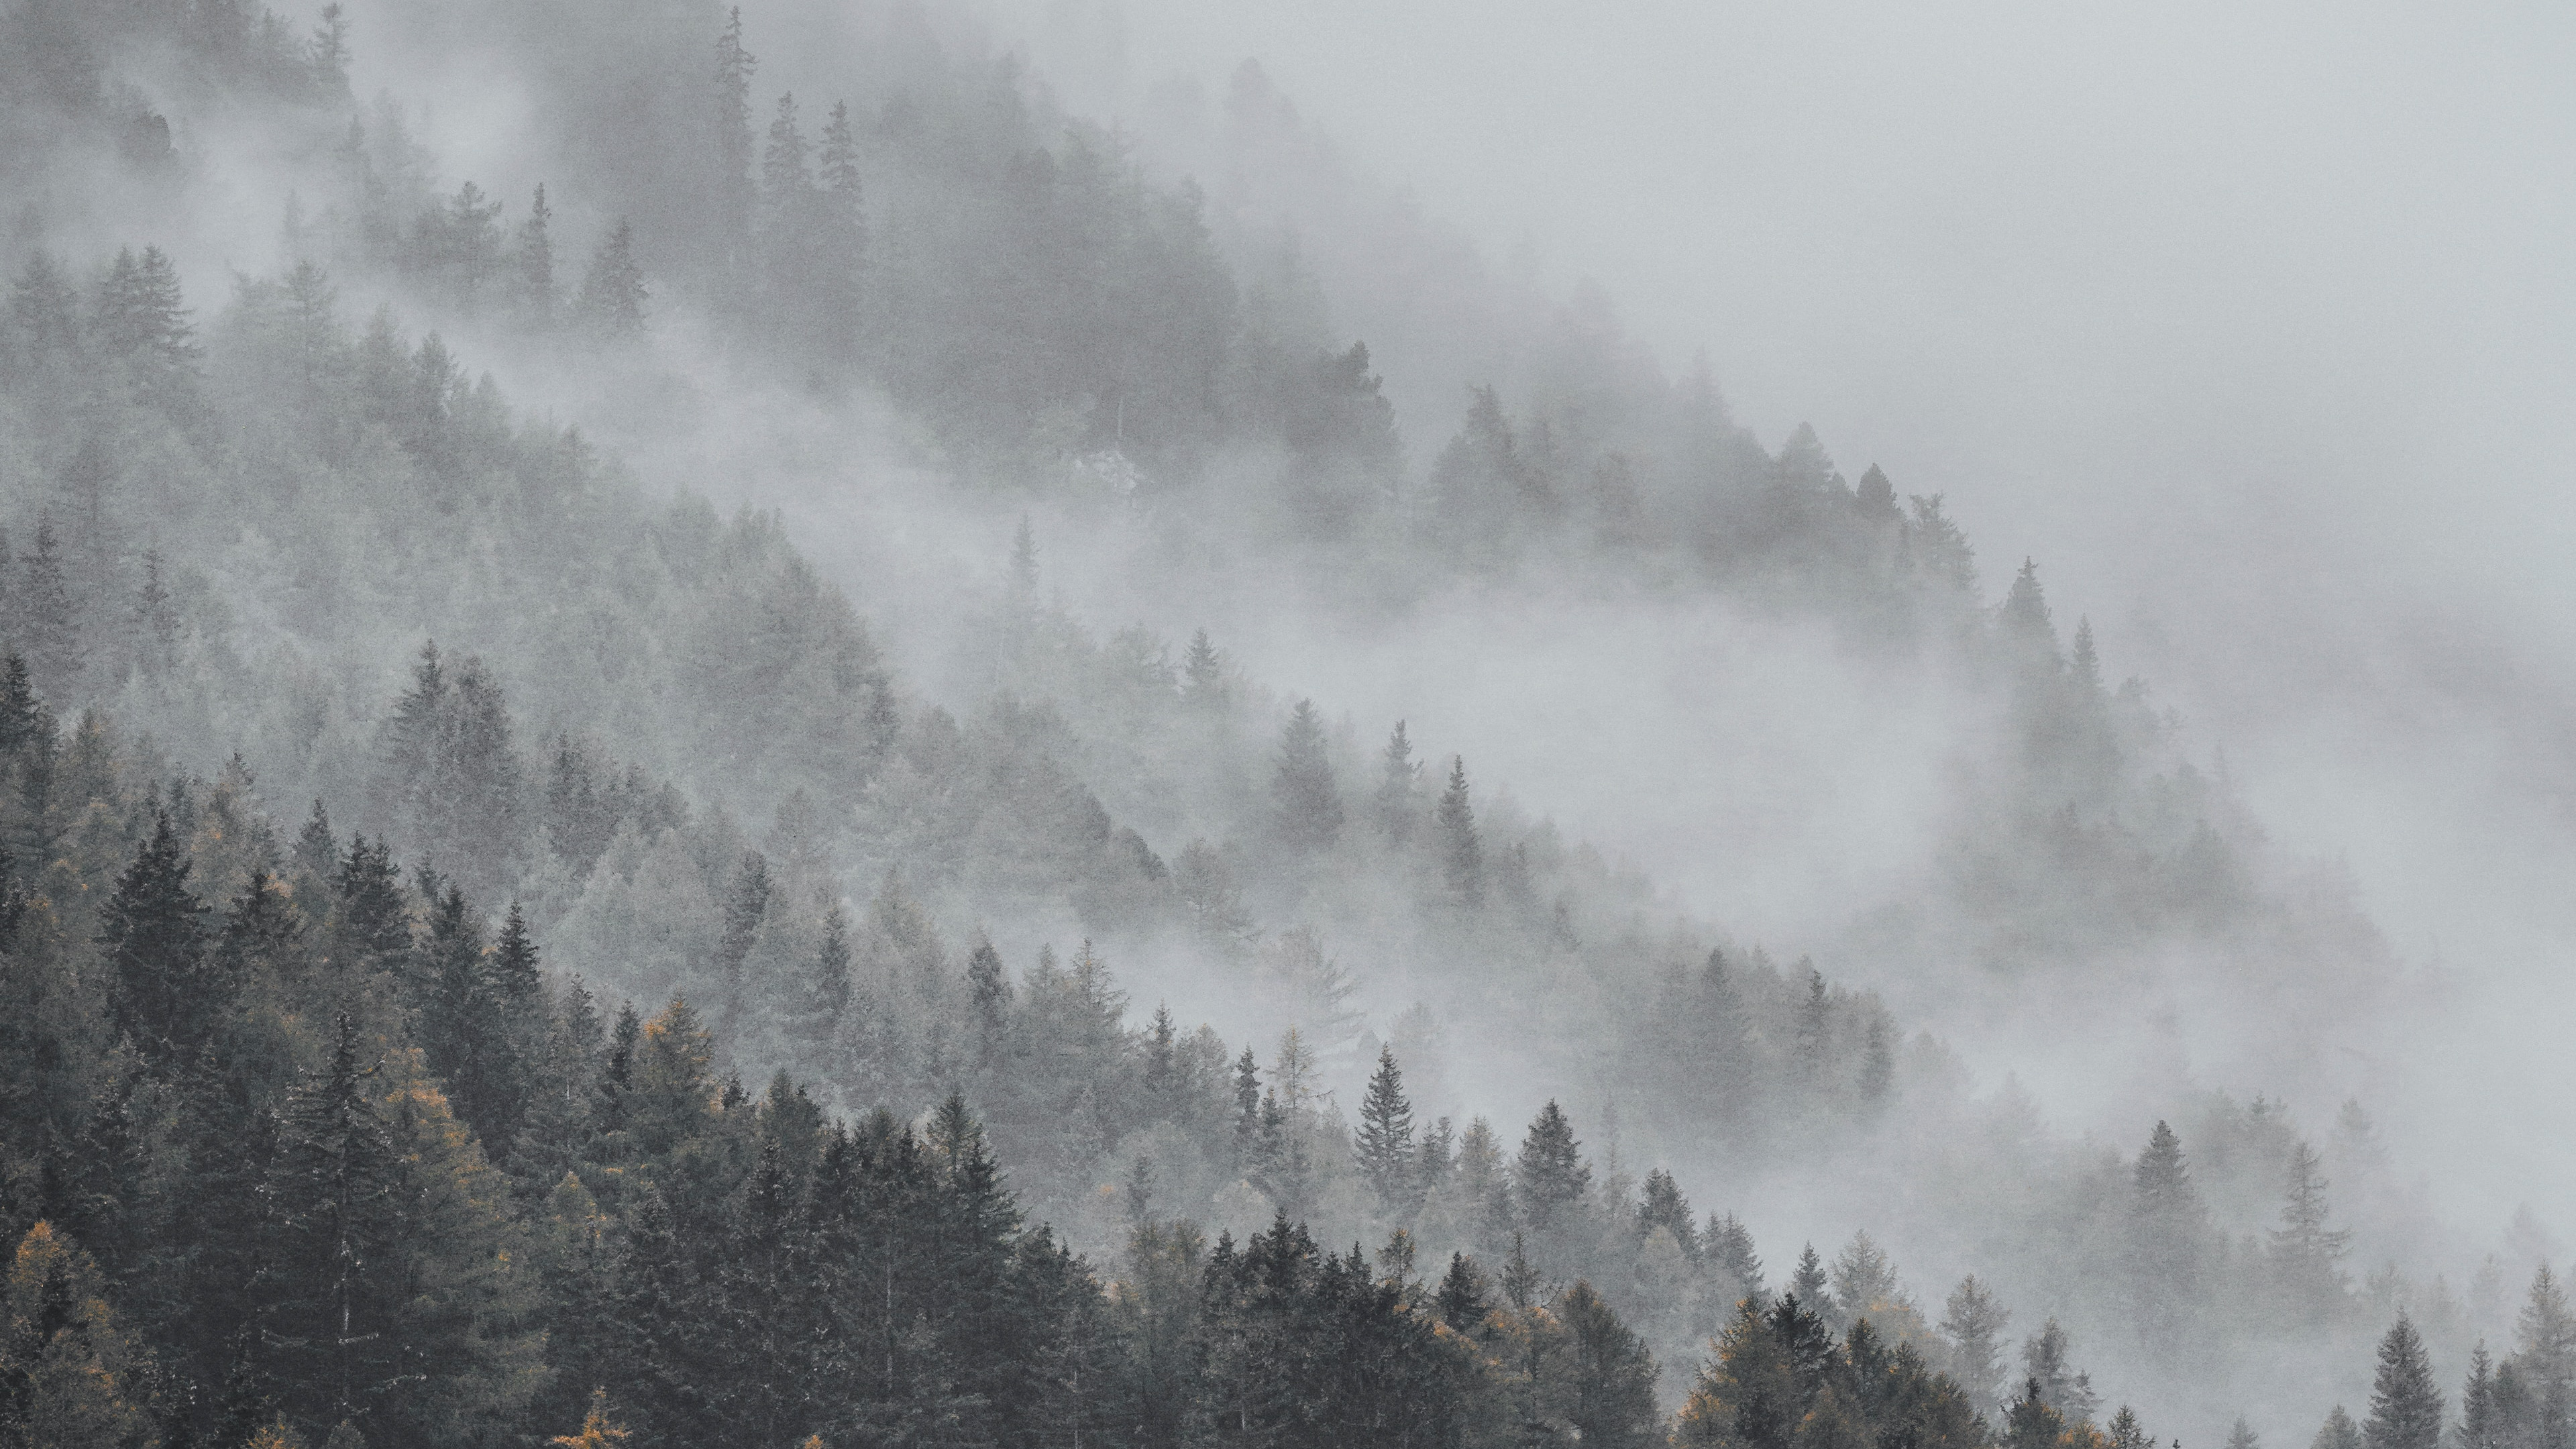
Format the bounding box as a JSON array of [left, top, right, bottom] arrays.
[[1709, 1214, 1764, 1297], [1271, 698, 1343, 853], [1636, 1170, 1698, 1258], [1558, 1279, 1661, 1447], [1438, 1251, 1491, 1331], [2131, 1119, 2204, 1352], [1941, 1274, 2011, 1408], [2271, 1138, 2355, 1316], [1, 1222, 157, 1448], [2023, 1318, 2100, 1424], [1436, 755, 1483, 905], [2315, 1405, 2364, 1449], [1515, 1101, 1590, 1234], [1182, 629, 1226, 708], [710, 8, 758, 262], [13, 519, 79, 698], [2514, 1265, 2575, 1449], [256, 1014, 403, 1431], [1354, 1045, 1417, 1213], [2230, 1417, 2264, 1449], [0, 655, 39, 755], [1790, 1244, 1833, 1318], [1375, 720, 1421, 843], [515, 183, 555, 324], [99, 808, 216, 1061], [576, 220, 647, 335], [2365, 1314, 2443, 1449]]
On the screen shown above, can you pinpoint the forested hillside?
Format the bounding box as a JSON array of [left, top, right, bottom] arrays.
[[0, 1, 2534, 1446]]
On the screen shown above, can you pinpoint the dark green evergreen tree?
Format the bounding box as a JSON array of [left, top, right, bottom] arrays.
[[1354, 1045, 1417, 1214], [2365, 1314, 2443, 1449], [99, 809, 216, 1061], [1515, 1101, 1589, 1235]]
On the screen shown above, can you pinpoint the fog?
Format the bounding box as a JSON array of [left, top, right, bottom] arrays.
[[975, 0, 2576, 1189], [7, 0, 2574, 1443]]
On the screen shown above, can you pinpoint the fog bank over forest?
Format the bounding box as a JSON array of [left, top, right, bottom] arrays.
[[4, 0, 2573, 1446]]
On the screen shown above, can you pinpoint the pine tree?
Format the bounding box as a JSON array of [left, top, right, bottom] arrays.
[[1790, 1242, 1833, 1318], [2315, 1405, 2364, 1449], [1436, 755, 1483, 905], [2271, 1138, 2355, 1316], [2131, 1119, 2204, 1352], [1, 1222, 157, 1447], [1354, 1045, 1417, 1213], [0, 655, 39, 756], [515, 183, 556, 324], [1437, 1251, 1490, 1331], [2023, 1318, 2100, 1425], [1831, 1231, 1904, 1325], [1182, 629, 1226, 708], [256, 1014, 403, 1430], [2000, 557, 2057, 658], [1271, 698, 1343, 853], [967, 940, 1010, 1066], [576, 220, 647, 335], [710, 8, 758, 262], [2108, 1407, 2156, 1449], [1635, 1170, 1697, 1258], [1375, 720, 1421, 843], [2365, 1315, 2443, 1449], [1557, 1279, 1661, 1448], [2515, 1265, 2576, 1449], [1709, 1214, 1764, 1297], [13, 519, 79, 698], [133, 547, 180, 674], [99, 808, 217, 1061], [715, 849, 771, 1030], [1514, 1101, 1590, 1234], [1941, 1274, 2011, 1408], [2230, 1417, 2263, 1449], [2463, 1345, 2501, 1449]]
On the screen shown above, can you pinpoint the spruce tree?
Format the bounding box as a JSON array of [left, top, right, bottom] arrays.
[[1271, 698, 1343, 853], [2271, 1138, 2354, 1316], [2131, 1119, 2204, 1352], [1182, 628, 1226, 707], [1709, 1213, 1764, 1297], [99, 808, 216, 1061], [1557, 1279, 1661, 1448], [2315, 1405, 2364, 1449], [1790, 1243, 1834, 1321], [256, 1014, 403, 1431], [710, 8, 758, 262], [515, 183, 555, 324], [2365, 1314, 2443, 1449], [1435, 755, 1483, 905], [2023, 1318, 2100, 1424], [1437, 1251, 1491, 1331], [1635, 1170, 1697, 1258], [576, 221, 647, 335], [1354, 1045, 1417, 1212], [1941, 1274, 2011, 1408], [1514, 1101, 1590, 1234], [1375, 720, 1421, 843], [14, 519, 79, 698]]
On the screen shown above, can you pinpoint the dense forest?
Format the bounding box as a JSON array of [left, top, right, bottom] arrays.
[[0, 0, 2544, 1445]]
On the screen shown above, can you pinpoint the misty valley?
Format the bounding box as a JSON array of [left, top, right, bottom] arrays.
[[0, 3, 2554, 1448]]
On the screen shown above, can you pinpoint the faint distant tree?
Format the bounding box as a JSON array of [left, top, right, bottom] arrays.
[[1375, 720, 1421, 844], [1942, 1275, 2012, 1409], [2270, 1138, 2355, 1318], [576, 220, 647, 335], [1271, 699, 1342, 853], [307, 3, 351, 94], [1181, 629, 1226, 709], [2129, 1119, 2206, 1354], [2514, 1265, 2576, 1449], [1999, 557, 2059, 663], [1435, 755, 1482, 905], [711, 8, 758, 266], [2229, 1417, 2263, 1449], [1707, 1214, 1763, 1297], [1831, 1231, 1905, 1326], [2022, 1318, 2100, 1425], [13, 519, 80, 698], [2365, 1315, 2443, 1449], [515, 183, 555, 325], [2314, 1405, 2364, 1449]]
